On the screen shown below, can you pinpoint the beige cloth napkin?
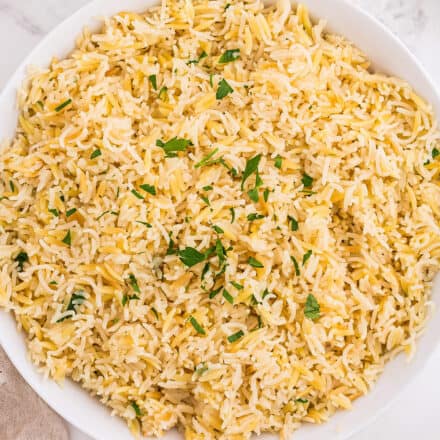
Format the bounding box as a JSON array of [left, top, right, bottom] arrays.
[[0, 346, 69, 440]]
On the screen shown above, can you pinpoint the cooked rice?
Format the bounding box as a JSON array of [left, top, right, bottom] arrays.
[[1, 0, 439, 438]]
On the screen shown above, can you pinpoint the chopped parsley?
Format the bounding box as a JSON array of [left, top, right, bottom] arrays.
[[201, 262, 210, 280], [90, 149, 102, 159], [122, 293, 140, 306], [224, 3, 231, 9], [288, 216, 299, 231], [304, 294, 320, 321], [62, 230, 71, 246], [203, 185, 213, 191], [209, 286, 222, 299], [187, 51, 208, 65], [131, 189, 144, 199], [195, 148, 219, 168], [301, 173, 313, 188], [166, 234, 177, 255], [151, 307, 159, 319], [212, 225, 224, 234], [200, 195, 211, 206], [230, 281, 243, 290], [263, 188, 270, 202], [140, 184, 156, 195], [55, 98, 72, 112], [179, 247, 206, 267], [295, 398, 308, 404], [66, 208, 77, 217], [302, 250, 312, 265], [247, 188, 259, 202], [227, 330, 244, 343], [130, 401, 142, 417], [57, 291, 85, 322], [209, 73, 214, 88], [9, 181, 15, 192], [247, 213, 264, 221], [156, 137, 193, 158], [291, 256, 300, 276], [216, 78, 234, 100], [195, 362, 208, 375], [274, 155, 283, 169], [49, 281, 58, 286], [222, 289, 234, 304], [128, 274, 141, 293], [158, 86, 168, 100], [189, 316, 206, 335], [218, 49, 240, 64], [230, 207, 236, 223], [215, 239, 227, 265], [432, 148, 439, 159], [136, 221, 152, 228], [14, 251, 29, 272], [36, 100, 44, 110], [248, 257, 263, 268], [241, 154, 262, 190], [49, 208, 59, 217], [148, 74, 157, 90]]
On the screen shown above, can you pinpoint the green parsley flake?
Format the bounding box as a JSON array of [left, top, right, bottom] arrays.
[[136, 221, 152, 228], [179, 247, 206, 267], [131, 189, 144, 200], [156, 137, 193, 158], [209, 286, 222, 299], [9, 181, 15, 192], [432, 148, 439, 159], [200, 195, 210, 206], [230, 281, 243, 290], [304, 294, 320, 320], [57, 291, 85, 322], [247, 188, 259, 202], [216, 78, 234, 100], [295, 398, 308, 404], [128, 274, 141, 293], [140, 184, 156, 195], [195, 148, 219, 168], [55, 98, 72, 112], [49, 281, 58, 286], [241, 154, 262, 190], [90, 149, 102, 159], [158, 86, 168, 100], [130, 401, 142, 417], [122, 294, 140, 306], [49, 208, 59, 217], [62, 230, 71, 246], [302, 250, 313, 265], [209, 73, 214, 88], [263, 188, 270, 202], [215, 239, 227, 265], [203, 185, 213, 191], [218, 49, 240, 64], [222, 289, 234, 304], [212, 225, 224, 234], [66, 208, 77, 217], [301, 173, 313, 188], [288, 216, 299, 231], [148, 74, 157, 90], [274, 155, 283, 169], [230, 207, 236, 223], [227, 330, 244, 343], [248, 257, 263, 268], [291, 256, 300, 276], [187, 51, 208, 65], [189, 316, 206, 335], [151, 307, 159, 319], [201, 262, 210, 280], [247, 213, 264, 221], [14, 251, 29, 272]]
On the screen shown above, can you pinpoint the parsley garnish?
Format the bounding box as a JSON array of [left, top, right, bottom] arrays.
[[222, 289, 234, 304], [248, 257, 263, 268], [14, 251, 29, 272], [55, 98, 72, 112], [302, 173, 313, 188], [140, 184, 156, 195], [209, 73, 214, 88], [66, 208, 77, 217], [200, 195, 211, 206], [166, 234, 177, 255], [209, 286, 222, 299], [122, 293, 140, 306], [151, 307, 159, 319], [130, 401, 142, 417], [131, 189, 144, 199], [263, 188, 270, 202], [224, 3, 231, 9], [148, 74, 157, 90], [288, 216, 299, 231], [247, 188, 259, 202], [203, 185, 213, 191], [241, 154, 262, 190], [215, 239, 227, 265], [187, 51, 208, 65], [216, 78, 234, 100], [57, 292, 85, 322], [189, 316, 206, 335], [179, 247, 206, 267], [212, 225, 224, 234], [302, 250, 312, 265], [49, 208, 59, 217], [218, 49, 240, 64], [136, 221, 152, 228], [195, 362, 208, 375], [230, 207, 235, 223], [128, 274, 141, 293], [432, 148, 439, 159], [247, 213, 264, 221], [90, 149, 102, 159], [227, 330, 244, 343], [195, 148, 219, 168], [230, 281, 243, 290], [201, 262, 210, 280], [156, 137, 192, 158], [62, 230, 71, 246], [304, 294, 320, 320], [9, 181, 15, 192], [274, 155, 282, 169], [49, 281, 58, 286], [158, 86, 168, 100], [291, 256, 300, 276], [295, 398, 308, 404]]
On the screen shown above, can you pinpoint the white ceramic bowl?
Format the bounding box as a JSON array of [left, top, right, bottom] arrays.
[[0, 1, 439, 439]]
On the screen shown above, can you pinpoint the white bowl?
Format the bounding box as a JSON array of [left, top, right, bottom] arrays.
[[0, 1, 439, 439]]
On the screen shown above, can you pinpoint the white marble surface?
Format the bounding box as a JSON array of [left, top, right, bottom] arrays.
[[0, 0, 439, 439]]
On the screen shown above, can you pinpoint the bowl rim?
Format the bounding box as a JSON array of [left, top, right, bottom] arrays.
[[0, 1, 439, 439]]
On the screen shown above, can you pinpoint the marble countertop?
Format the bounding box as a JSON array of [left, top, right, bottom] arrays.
[[1, 1, 439, 439]]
